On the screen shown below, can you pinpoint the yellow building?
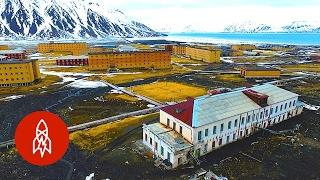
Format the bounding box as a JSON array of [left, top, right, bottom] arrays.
[[186, 47, 221, 63], [0, 59, 41, 87], [37, 42, 88, 55], [88, 51, 171, 71], [89, 47, 114, 53], [240, 67, 280, 79], [0, 45, 9, 50], [172, 45, 187, 55], [231, 44, 256, 51], [231, 50, 244, 57], [172, 45, 221, 63]]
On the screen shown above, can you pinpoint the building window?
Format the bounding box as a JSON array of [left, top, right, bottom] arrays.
[[228, 121, 232, 129], [285, 103, 287, 109], [226, 136, 230, 143], [178, 157, 182, 165], [167, 152, 171, 161], [280, 105, 283, 111], [241, 117, 245, 125], [293, 100, 296, 106], [247, 115, 251, 123], [213, 126, 217, 135], [233, 133, 236, 140], [145, 134, 147, 141], [205, 129, 208, 137], [234, 119, 238, 127], [179, 126, 183, 134], [198, 131, 202, 141], [149, 137, 152, 145], [289, 102, 292, 107], [260, 112, 263, 119], [161, 146, 164, 156], [155, 142, 158, 151], [167, 118, 170, 126], [204, 144, 208, 153], [275, 106, 278, 113], [220, 123, 224, 132], [265, 110, 269, 117], [219, 138, 222, 145], [173, 122, 176, 130], [270, 108, 273, 115], [212, 141, 215, 149]]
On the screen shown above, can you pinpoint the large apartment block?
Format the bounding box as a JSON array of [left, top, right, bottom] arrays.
[[240, 66, 281, 79], [38, 42, 88, 55], [172, 45, 221, 63], [88, 51, 171, 70], [0, 59, 41, 87], [231, 44, 256, 51], [0, 50, 26, 60], [143, 84, 304, 168], [56, 55, 89, 66]]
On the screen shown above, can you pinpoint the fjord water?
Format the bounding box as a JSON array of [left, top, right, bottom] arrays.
[[167, 33, 320, 45]]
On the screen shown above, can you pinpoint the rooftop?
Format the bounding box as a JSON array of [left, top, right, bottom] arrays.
[[241, 66, 280, 71], [161, 84, 299, 128], [144, 123, 193, 152], [57, 55, 88, 60], [161, 98, 194, 127], [89, 50, 169, 55], [0, 50, 25, 54], [0, 59, 36, 64]]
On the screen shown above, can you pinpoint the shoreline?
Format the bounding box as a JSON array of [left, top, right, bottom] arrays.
[[1, 33, 320, 47]]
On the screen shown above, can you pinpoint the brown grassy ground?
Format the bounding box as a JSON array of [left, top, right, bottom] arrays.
[[69, 113, 158, 152], [130, 81, 208, 102], [0, 75, 62, 96]]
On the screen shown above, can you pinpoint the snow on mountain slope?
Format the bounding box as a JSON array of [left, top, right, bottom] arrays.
[[224, 21, 272, 33], [224, 21, 320, 33], [282, 21, 320, 33], [0, 0, 162, 39]]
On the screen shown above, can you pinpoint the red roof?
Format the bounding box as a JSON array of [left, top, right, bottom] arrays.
[[161, 98, 194, 127]]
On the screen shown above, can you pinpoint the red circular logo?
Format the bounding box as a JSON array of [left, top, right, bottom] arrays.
[[15, 111, 69, 166]]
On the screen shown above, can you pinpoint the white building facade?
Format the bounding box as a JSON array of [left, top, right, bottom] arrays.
[[143, 84, 304, 168]]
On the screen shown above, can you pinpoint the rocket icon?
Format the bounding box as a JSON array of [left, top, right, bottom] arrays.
[[32, 119, 52, 158]]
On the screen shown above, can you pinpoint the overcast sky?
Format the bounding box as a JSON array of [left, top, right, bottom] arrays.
[[101, 0, 320, 31]]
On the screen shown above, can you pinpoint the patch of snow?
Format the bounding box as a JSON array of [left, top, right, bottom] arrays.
[[109, 89, 123, 94], [94, 96, 105, 102], [304, 104, 320, 111], [68, 80, 108, 89], [85, 173, 94, 180], [147, 104, 156, 108], [222, 59, 234, 64], [0, 95, 26, 101], [183, 63, 204, 66]]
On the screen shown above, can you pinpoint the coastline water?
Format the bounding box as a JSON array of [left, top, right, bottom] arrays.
[[165, 32, 320, 46]]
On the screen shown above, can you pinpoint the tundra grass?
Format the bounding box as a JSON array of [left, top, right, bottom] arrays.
[[130, 81, 208, 102], [69, 113, 158, 152]]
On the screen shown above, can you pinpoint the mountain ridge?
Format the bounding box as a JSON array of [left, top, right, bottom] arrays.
[[0, 0, 162, 39]]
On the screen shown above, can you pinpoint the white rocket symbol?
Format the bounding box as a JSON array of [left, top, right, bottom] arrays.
[[32, 119, 52, 158]]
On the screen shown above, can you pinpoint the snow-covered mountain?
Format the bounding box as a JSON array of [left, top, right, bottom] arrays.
[[224, 21, 272, 33], [281, 21, 320, 33], [224, 21, 320, 33], [0, 0, 162, 39]]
